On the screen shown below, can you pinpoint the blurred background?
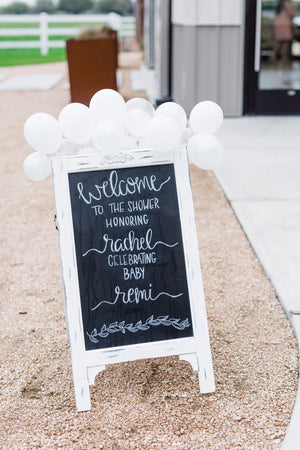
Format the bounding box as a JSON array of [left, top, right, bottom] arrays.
[[2, 1, 300, 116]]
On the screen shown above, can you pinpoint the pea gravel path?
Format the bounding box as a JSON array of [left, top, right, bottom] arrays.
[[0, 52, 298, 449]]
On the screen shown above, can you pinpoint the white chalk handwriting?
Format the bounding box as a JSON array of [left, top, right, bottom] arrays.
[[105, 214, 149, 228], [91, 284, 183, 311], [82, 229, 178, 257], [77, 170, 171, 205], [107, 252, 156, 267]]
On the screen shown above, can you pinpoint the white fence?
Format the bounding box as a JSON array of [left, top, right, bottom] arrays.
[[0, 13, 136, 55]]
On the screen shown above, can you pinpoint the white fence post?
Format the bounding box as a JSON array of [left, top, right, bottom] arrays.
[[40, 12, 48, 56], [0, 14, 136, 54]]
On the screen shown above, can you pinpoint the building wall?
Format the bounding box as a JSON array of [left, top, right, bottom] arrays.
[[171, 0, 245, 116]]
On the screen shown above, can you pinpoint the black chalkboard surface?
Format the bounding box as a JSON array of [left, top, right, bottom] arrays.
[[68, 164, 193, 350]]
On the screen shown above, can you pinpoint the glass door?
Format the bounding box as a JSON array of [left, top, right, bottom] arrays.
[[244, 0, 300, 114]]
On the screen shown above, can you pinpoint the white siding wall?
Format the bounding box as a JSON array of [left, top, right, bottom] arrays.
[[143, 0, 245, 115], [172, 0, 243, 26], [171, 0, 245, 116]]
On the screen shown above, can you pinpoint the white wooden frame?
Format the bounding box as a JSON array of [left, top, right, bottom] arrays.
[[52, 146, 215, 412]]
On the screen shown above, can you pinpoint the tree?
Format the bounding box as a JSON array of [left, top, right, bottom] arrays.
[[94, 0, 133, 16], [2, 2, 31, 14], [33, 0, 56, 14], [58, 0, 93, 14]]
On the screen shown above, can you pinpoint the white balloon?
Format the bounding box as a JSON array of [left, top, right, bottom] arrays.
[[181, 126, 194, 144], [119, 135, 139, 151], [125, 108, 152, 137], [91, 120, 125, 152], [23, 152, 52, 181], [187, 134, 224, 170], [138, 137, 151, 149], [78, 145, 99, 156], [24, 113, 62, 155], [89, 89, 126, 123], [142, 115, 182, 151], [58, 103, 94, 145], [189, 101, 223, 134], [155, 102, 187, 131], [126, 97, 155, 116], [58, 142, 79, 156]]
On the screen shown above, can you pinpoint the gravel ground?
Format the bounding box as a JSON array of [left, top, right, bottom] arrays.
[[0, 51, 299, 449]]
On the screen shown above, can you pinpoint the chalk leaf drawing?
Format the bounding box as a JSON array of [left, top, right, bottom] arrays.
[[87, 315, 190, 342]]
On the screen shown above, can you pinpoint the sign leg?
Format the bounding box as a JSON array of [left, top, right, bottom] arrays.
[[180, 352, 215, 394], [73, 372, 91, 412], [197, 354, 215, 394]]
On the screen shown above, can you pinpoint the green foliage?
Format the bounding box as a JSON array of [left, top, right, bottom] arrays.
[[2, 1, 31, 14], [0, 48, 66, 66], [94, 0, 133, 16], [57, 0, 93, 14], [33, 0, 56, 14]]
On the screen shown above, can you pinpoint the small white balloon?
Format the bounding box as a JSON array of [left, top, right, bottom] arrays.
[[181, 126, 194, 144], [24, 113, 62, 155], [187, 134, 224, 170], [138, 136, 151, 149], [125, 108, 152, 137], [142, 115, 182, 151], [126, 97, 155, 116], [89, 89, 126, 123], [58, 141, 78, 156], [119, 135, 139, 151], [155, 102, 187, 131], [59, 103, 94, 145], [23, 152, 52, 181], [78, 145, 99, 156], [91, 120, 125, 152], [189, 101, 223, 134]]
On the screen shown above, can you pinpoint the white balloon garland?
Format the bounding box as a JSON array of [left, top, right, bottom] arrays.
[[23, 89, 225, 181]]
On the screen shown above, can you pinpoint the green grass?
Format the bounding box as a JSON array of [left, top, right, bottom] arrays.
[[48, 22, 108, 28], [0, 23, 76, 65], [0, 36, 74, 41], [0, 48, 66, 66], [0, 36, 40, 41], [0, 22, 39, 28]]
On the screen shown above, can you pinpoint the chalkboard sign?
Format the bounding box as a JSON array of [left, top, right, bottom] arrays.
[[68, 163, 193, 350], [52, 147, 215, 411]]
